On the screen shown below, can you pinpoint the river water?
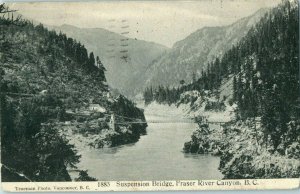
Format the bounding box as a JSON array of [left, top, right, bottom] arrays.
[[76, 104, 223, 180]]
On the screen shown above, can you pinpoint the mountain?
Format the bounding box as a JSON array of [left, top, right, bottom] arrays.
[[145, 0, 299, 179], [48, 24, 169, 97], [142, 8, 268, 90], [1, 14, 146, 181], [183, 0, 299, 179]]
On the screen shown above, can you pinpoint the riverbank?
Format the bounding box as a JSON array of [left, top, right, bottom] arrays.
[[180, 91, 300, 179], [219, 120, 300, 178], [60, 111, 147, 180]]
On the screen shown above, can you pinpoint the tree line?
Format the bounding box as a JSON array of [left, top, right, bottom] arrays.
[[144, 0, 299, 151], [35, 24, 107, 83], [0, 4, 109, 181], [143, 85, 181, 105]]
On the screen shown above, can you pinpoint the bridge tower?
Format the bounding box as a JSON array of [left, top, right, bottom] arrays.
[[109, 113, 116, 131]]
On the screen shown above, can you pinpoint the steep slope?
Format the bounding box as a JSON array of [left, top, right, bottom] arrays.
[[143, 8, 268, 90], [1, 15, 146, 181], [49, 24, 169, 97], [181, 0, 299, 179], [143, 0, 299, 179]]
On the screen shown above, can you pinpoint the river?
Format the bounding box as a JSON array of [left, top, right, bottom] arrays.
[[75, 103, 223, 180]]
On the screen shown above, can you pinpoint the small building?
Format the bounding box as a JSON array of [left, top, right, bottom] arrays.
[[89, 104, 106, 113], [39, 90, 48, 95]]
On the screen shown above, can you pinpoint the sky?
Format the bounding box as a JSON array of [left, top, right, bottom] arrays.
[[7, 0, 281, 47]]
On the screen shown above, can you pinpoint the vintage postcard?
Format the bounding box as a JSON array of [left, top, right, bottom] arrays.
[[0, 0, 299, 192]]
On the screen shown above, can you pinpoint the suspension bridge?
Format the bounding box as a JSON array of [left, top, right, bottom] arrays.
[[4, 91, 229, 128]]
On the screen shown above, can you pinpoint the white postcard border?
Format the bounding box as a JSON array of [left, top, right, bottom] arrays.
[[1, 179, 300, 192]]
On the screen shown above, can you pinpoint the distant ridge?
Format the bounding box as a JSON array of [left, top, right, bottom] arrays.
[[141, 8, 269, 91], [48, 24, 169, 97]]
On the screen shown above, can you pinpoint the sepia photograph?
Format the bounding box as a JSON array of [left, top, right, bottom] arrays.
[[0, 0, 299, 191]]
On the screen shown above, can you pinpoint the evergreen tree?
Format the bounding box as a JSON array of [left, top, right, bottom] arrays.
[[89, 52, 95, 67]]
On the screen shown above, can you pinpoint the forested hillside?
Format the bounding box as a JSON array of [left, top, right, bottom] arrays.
[[0, 5, 146, 182], [187, 0, 299, 141], [146, 0, 300, 178]]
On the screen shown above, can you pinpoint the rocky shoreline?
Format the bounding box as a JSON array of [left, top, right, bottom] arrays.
[[183, 122, 223, 156], [183, 119, 300, 179], [179, 90, 299, 179], [61, 119, 146, 150], [57, 99, 148, 180]]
